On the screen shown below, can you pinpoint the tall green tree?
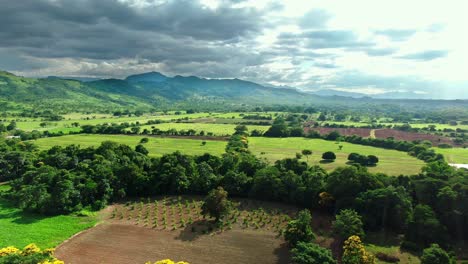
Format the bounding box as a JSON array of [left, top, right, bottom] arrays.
[[332, 209, 365, 240], [284, 209, 315, 246], [201, 187, 232, 222]]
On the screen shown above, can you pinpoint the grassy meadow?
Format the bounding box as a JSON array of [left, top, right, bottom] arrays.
[[0, 185, 96, 249], [32, 134, 425, 175], [33, 134, 227, 157], [135, 122, 270, 136], [434, 147, 468, 164], [248, 137, 425, 175]]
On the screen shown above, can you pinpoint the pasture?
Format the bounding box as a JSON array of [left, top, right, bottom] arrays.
[[435, 147, 468, 164], [249, 137, 425, 175], [32, 134, 425, 175], [136, 122, 270, 136], [0, 186, 96, 249], [33, 134, 227, 157]]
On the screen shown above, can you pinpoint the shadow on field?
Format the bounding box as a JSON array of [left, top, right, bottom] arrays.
[[176, 219, 218, 241], [0, 199, 43, 224], [273, 242, 291, 264], [319, 160, 334, 164]]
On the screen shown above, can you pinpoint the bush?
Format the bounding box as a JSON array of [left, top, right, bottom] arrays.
[[420, 244, 454, 264], [322, 151, 336, 161], [291, 242, 336, 264]]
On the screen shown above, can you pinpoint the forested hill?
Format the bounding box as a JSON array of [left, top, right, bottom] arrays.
[[0, 70, 324, 112], [1, 70, 467, 115]]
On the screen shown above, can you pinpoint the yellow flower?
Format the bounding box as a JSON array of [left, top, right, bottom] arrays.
[[21, 243, 41, 256], [0, 246, 20, 256]]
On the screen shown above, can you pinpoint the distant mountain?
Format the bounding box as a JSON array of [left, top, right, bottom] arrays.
[[1, 70, 466, 113], [45, 76, 102, 82], [311, 89, 370, 98], [311, 89, 434, 99], [0, 70, 324, 111]]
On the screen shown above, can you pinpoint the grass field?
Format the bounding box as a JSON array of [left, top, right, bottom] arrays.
[[11, 112, 276, 133], [249, 137, 425, 175], [33, 134, 227, 157], [0, 186, 96, 249], [135, 123, 270, 136], [434, 147, 468, 164], [32, 134, 425, 175]]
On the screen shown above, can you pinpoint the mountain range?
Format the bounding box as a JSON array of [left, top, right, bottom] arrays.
[[0, 70, 466, 112]]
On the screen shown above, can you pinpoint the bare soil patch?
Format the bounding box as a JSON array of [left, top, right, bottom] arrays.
[[55, 197, 299, 264], [55, 223, 290, 264]]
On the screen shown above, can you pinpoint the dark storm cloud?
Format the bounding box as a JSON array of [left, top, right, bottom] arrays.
[[0, 0, 267, 64], [398, 50, 449, 61], [374, 29, 417, 41]]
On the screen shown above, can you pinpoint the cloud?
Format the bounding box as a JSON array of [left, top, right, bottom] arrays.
[[299, 9, 331, 28], [375, 29, 417, 41], [277, 30, 374, 50], [0, 0, 464, 99], [398, 50, 449, 61]]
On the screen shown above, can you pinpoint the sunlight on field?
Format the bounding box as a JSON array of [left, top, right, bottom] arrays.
[[0, 191, 96, 248], [435, 147, 468, 164], [249, 137, 425, 175], [136, 123, 270, 136], [32, 134, 425, 175]]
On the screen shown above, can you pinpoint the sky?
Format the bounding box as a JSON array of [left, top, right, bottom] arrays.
[[0, 0, 467, 99]]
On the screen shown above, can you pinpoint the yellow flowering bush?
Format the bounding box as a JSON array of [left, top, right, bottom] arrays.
[[0, 243, 64, 263], [21, 243, 41, 256], [342, 235, 375, 264], [146, 259, 189, 264], [0, 246, 20, 256]]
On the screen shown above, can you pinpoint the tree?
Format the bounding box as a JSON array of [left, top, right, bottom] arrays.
[[405, 204, 447, 247], [302, 149, 312, 162], [318, 113, 326, 121], [367, 155, 379, 165], [201, 187, 232, 222], [291, 242, 336, 264], [348, 153, 360, 162], [6, 120, 16, 131], [284, 209, 315, 246], [420, 244, 454, 264], [342, 236, 375, 264], [135, 144, 149, 155], [322, 151, 336, 161], [140, 137, 149, 144], [355, 186, 412, 232], [332, 209, 364, 240]]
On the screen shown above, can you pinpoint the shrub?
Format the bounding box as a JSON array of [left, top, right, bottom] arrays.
[[420, 244, 455, 264], [322, 151, 336, 161], [291, 242, 336, 264], [342, 236, 375, 264]]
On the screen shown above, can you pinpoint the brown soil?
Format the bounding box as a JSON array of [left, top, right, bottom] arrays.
[[55, 223, 290, 264], [55, 197, 298, 264]]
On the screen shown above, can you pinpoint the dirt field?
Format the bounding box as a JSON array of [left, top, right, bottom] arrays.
[[55, 223, 290, 264], [55, 197, 295, 264]]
